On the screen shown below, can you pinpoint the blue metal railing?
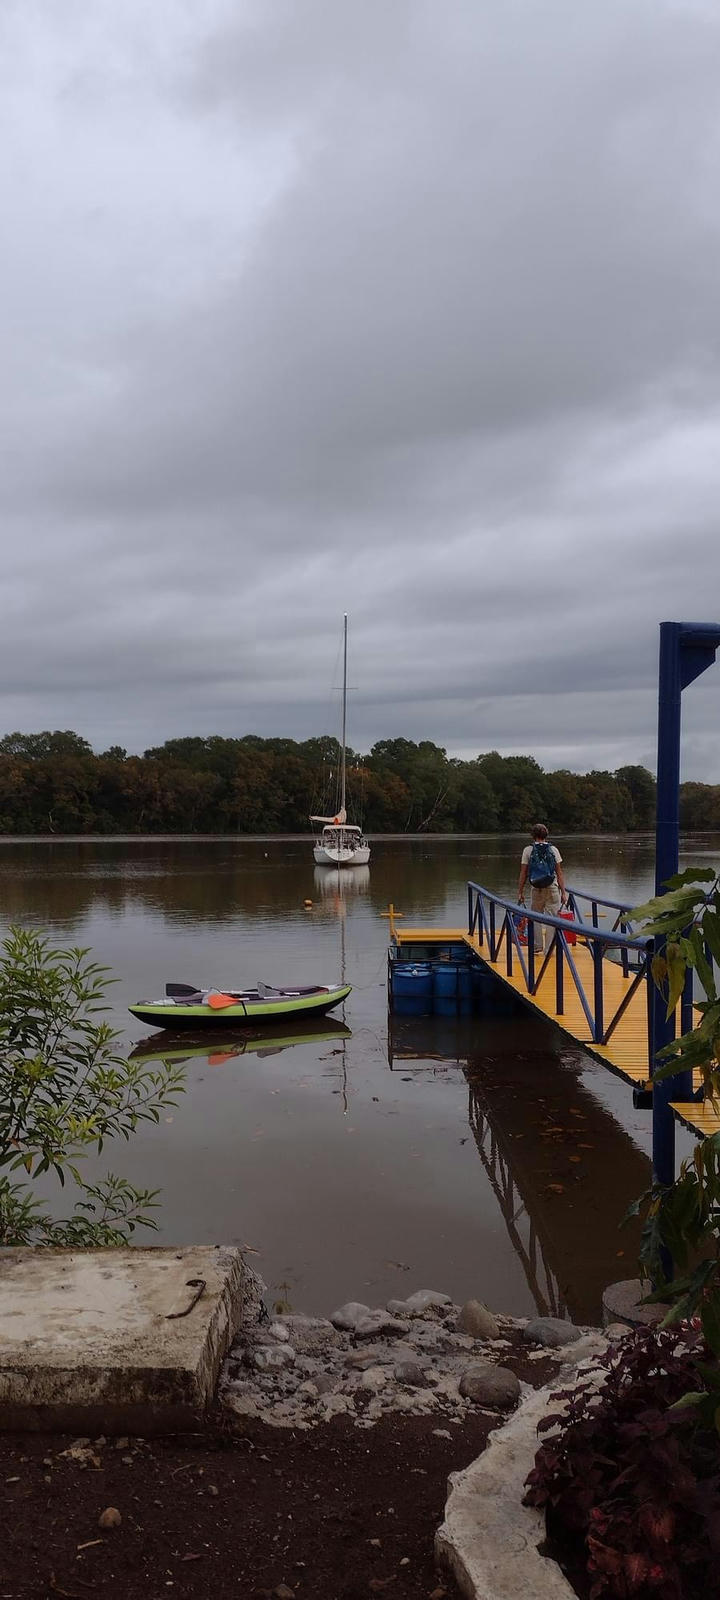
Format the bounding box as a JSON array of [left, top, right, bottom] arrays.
[[467, 881, 653, 1058]]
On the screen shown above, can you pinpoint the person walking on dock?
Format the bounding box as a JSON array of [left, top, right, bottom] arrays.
[[517, 824, 567, 952]]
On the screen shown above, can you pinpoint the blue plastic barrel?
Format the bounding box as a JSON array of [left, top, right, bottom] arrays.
[[433, 962, 474, 1014], [390, 962, 433, 1001]]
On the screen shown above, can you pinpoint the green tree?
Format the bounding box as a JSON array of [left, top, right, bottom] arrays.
[[680, 782, 720, 831], [476, 752, 547, 831], [450, 761, 499, 831], [367, 739, 455, 830], [615, 765, 656, 830], [0, 928, 183, 1245], [0, 730, 93, 760]]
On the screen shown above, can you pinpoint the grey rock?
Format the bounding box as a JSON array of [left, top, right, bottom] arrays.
[[360, 1366, 387, 1392], [389, 1341, 421, 1363], [387, 1290, 452, 1318], [395, 1362, 431, 1388], [277, 1315, 340, 1352], [522, 1317, 580, 1349], [268, 1320, 291, 1342], [456, 1301, 500, 1340], [331, 1301, 371, 1332], [251, 1345, 296, 1372], [278, 1312, 340, 1350], [345, 1345, 384, 1368], [458, 1363, 521, 1411], [355, 1311, 408, 1340], [410, 1325, 455, 1354], [313, 1374, 338, 1395]]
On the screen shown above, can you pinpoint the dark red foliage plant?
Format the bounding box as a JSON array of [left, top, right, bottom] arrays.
[[524, 1325, 720, 1600]]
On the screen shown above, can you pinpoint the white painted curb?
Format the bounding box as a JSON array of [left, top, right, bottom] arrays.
[[435, 1334, 608, 1600]]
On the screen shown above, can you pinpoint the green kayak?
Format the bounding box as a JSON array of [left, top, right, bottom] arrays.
[[128, 980, 352, 1031]]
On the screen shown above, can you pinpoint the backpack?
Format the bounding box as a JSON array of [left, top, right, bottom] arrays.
[[527, 841, 556, 889]]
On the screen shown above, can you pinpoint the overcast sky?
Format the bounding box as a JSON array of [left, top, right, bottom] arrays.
[[2, 0, 719, 778]]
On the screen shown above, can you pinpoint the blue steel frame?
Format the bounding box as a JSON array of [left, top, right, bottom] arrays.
[[467, 882, 653, 1061], [652, 622, 720, 1186]]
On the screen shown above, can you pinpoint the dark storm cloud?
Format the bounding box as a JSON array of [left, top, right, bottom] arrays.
[[1, 0, 720, 772]]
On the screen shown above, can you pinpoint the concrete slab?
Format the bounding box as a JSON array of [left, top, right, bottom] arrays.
[[0, 1245, 247, 1433]]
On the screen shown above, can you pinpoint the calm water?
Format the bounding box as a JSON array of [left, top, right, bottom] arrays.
[[1, 832, 716, 1323]]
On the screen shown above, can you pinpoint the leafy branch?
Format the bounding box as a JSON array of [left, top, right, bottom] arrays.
[[0, 927, 183, 1247]]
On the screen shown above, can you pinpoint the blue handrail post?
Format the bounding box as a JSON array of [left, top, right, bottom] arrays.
[[592, 943, 604, 1042], [652, 622, 720, 1188]]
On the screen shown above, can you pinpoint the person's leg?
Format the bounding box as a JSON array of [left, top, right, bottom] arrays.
[[531, 884, 561, 952], [542, 884, 561, 949], [530, 886, 544, 951]]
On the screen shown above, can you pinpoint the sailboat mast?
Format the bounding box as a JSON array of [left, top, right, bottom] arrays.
[[340, 613, 348, 815]]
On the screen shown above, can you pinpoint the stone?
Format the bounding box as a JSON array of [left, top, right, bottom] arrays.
[[274, 1587, 295, 1600], [330, 1302, 371, 1332], [98, 1507, 122, 1529], [354, 1312, 408, 1340], [522, 1317, 581, 1349], [0, 1245, 246, 1434], [395, 1362, 431, 1388], [360, 1367, 387, 1393], [601, 1279, 669, 1329], [345, 1347, 388, 1370], [268, 1321, 290, 1342], [404, 1323, 446, 1350], [456, 1300, 500, 1340], [387, 1341, 421, 1363], [386, 1290, 451, 1318], [458, 1362, 521, 1411], [251, 1346, 296, 1372], [276, 1315, 339, 1352], [313, 1374, 337, 1396]]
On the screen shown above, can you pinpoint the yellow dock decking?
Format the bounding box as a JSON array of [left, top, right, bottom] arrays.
[[395, 925, 719, 1141]]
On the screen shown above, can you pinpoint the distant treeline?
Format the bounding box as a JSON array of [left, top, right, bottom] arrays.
[[0, 729, 717, 836]]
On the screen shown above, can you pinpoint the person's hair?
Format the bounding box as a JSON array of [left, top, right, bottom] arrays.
[[532, 823, 549, 840]]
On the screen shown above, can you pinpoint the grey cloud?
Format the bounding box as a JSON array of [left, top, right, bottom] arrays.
[[0, 1, 719, 776]]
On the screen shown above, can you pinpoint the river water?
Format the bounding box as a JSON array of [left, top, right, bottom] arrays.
[[1, 832, 717, 1323]]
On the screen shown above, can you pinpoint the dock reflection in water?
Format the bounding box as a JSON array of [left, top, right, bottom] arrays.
[[388, 1013, 649, 1326]]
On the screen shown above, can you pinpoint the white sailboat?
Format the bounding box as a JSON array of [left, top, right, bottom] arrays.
[[311, 616, 371, 867]]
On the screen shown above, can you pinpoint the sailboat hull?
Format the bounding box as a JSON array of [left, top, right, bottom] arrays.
[[314, 842, 371, 866]]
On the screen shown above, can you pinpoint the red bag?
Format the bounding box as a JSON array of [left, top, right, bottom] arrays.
[[559, 908, 577, 946], [513, 912, 528, 946]]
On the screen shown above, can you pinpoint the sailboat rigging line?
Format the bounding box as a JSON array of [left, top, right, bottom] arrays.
[[311, 616, 370, 866]]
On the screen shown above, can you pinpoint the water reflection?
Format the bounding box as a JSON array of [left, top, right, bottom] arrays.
[[2, 831, 706, 936], [388, 1011, 647, 1325], [129, 1019, 353, 1065], [313, 864, 371, 898], [0, 834, 706, 1318]]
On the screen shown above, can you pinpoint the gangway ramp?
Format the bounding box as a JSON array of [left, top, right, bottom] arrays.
[[389, 881, 717, 1143]]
